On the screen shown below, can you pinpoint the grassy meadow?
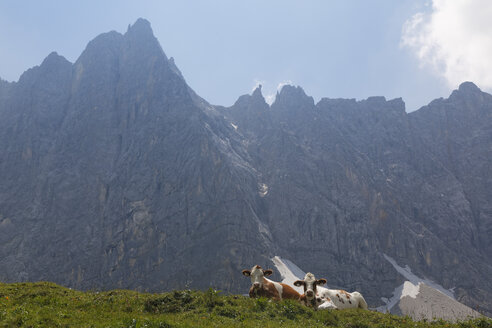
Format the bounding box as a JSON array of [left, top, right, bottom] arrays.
[[0, 282, 490, 327]]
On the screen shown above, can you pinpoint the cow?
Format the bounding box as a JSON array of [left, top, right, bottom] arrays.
[[242, 265, 301, 301], [293, 272, 335, 309], [294, 272, 368, 310]]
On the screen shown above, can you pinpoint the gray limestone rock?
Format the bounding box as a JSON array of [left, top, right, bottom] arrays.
[[0, 19, 490, 317]]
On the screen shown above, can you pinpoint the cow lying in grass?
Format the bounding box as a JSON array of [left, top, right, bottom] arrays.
[[242, 265, 301, 301], [294, 273, 368, 310]]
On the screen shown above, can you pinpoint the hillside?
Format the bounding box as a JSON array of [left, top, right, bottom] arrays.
[[0, 18, 491, 316], [0, 282, 490, 327]]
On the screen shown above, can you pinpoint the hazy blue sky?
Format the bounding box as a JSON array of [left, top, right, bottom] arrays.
[[1, 1, 491, 111]]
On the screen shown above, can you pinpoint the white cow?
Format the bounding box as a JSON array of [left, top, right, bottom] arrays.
[[294, 273, 368, 310]]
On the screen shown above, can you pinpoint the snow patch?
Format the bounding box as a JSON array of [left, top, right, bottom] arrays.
[[377, 254, 457, 313], [259, 183, 268, 197], [383, 254, 455, 299], [376, 254, 456, 312], [377, 282, 422, 312], [402, 281, 420, 299], [271, 256, 306, 294]]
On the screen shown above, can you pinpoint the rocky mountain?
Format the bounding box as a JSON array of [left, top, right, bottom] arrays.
[[224, 83, 492, 313], [0, 19, 490, 316], [0, 19, 269, 293]]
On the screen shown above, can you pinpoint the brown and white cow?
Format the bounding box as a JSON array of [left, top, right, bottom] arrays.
[[242, 265, 301, 301], [294, 272, 335, 309], [294, 273, 368, 310]]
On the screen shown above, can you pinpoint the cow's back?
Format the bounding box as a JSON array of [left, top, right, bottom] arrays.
[[280, 283, 301, 300], [318, 289, 355, 309]]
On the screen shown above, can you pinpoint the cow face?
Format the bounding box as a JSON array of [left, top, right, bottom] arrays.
[[242, 265, 273, 290], [294, 273, 327, 301]]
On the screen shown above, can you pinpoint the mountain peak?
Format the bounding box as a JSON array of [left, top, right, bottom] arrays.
[[273, 84, 314, 108], [232, 85, 267, 107], [449, 81, 483, 102], [17, 51, 71, 85], [41, 51, 71, 67], [126, 18, 153, 36], [279, 84, 302, 95], [123, 18, 166, 61], [278, 85, 311, 101], [251, 84, 265, 100], [458, 81, 480, 93]]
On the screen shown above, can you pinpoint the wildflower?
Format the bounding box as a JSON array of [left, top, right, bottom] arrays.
[[5, 296, 8, 300]]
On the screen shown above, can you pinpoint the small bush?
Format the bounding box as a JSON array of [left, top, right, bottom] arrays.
[[275, 299, 309, 320], [214, 305, 241, 319], [144, 290, 195, 314], [458, 317, 492, 328], [252, 297, 268, 312], [201, 288, 224, 311]]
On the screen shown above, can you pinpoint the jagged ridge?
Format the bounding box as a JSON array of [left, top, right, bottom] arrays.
[[0, 19, 491, 316]]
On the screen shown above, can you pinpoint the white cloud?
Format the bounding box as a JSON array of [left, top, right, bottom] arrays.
[[264, 94, 276, 105], [401, 0, 492, 90]]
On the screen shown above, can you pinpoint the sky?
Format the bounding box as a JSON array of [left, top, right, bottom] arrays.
[[1, 0, 491, 112]]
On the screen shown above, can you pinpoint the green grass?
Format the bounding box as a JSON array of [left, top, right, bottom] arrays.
[[0, 282, 490, 327]]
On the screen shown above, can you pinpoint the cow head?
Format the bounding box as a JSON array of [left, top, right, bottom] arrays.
[[242, 265, 273, 290], [294, 272, 327, 302]]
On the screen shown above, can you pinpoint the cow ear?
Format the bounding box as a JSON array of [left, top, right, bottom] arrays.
[[293, 280, 305, 287], [317, 278, 327, 285], [242, 270, 251, 277], [263, 269, 273, 276]]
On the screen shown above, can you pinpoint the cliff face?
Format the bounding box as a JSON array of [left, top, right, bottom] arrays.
[[0, 19, 490, 315], [223, 84, 492, 314], [0, 19, 270, 293]]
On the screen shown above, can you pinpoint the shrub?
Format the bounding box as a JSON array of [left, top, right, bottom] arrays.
[[276, 299, 309, 320], [458, 317, 492, 328], [253, 297, 268, 312], [214, 305, 241, 319], [143, 290, 195, 314], [201, 288, 224, 311]]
